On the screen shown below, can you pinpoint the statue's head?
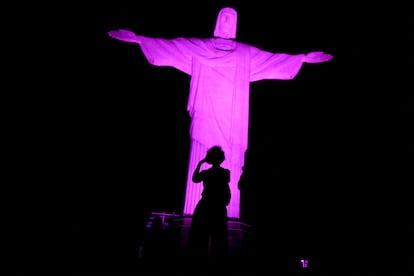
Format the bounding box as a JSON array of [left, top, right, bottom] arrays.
[[214, 7, 237, 39]]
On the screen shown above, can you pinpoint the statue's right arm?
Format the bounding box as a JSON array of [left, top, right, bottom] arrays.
[[107, 29, 143, 44]]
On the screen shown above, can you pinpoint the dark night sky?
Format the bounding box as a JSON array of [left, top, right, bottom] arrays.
[[70, 1, 413, 272]]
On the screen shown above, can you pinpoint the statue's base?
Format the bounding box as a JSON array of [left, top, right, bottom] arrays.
[[139, 211, 255, 262]]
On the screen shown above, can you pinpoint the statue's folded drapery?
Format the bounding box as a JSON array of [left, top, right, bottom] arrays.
[[139, 36, 305, 218]]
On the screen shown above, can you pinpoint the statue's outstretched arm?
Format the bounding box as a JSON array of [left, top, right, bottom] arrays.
[[108, 29, 143, 44], [303, 51, 333, 63]]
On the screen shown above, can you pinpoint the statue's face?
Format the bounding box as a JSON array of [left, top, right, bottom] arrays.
[[219, 12, 235, 36], [214, 7, 237, 39]]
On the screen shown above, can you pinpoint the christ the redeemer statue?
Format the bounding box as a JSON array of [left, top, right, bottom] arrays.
[[108, 7, 333, 219]]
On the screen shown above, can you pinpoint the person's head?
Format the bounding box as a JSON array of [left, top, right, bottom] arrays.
[[205, 145, 225, 165], [213, 7, 237, 39]]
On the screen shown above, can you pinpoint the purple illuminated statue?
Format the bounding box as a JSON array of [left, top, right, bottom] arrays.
[[108, 7, 333, 219]]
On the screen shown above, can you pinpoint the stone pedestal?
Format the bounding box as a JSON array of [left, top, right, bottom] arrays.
[[139, 211, 255, 261]]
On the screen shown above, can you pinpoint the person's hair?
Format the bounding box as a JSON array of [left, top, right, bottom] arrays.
[[205, 145, 225, 165]]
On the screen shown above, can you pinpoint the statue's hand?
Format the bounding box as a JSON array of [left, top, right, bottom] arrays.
[[304, 51, 333, 63], [108, 29, 142, 43]]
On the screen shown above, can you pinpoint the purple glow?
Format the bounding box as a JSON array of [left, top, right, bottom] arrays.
[[301, 258, 309, 268], [108, 7, 333, 219]]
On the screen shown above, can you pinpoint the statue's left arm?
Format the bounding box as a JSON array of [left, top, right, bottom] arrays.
[[248, 45, 333, 82], [303, 51, 333, 63]]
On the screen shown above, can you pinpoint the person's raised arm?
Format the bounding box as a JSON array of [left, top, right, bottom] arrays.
[[303, 51, 333, 63], [192, 158, 207, 183], [108, 29, 143, 44]]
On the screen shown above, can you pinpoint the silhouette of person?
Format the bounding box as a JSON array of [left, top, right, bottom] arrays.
[[237, 148, 256, 225], [108, 6, 333, 219], [188, 145, 231, 262]]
